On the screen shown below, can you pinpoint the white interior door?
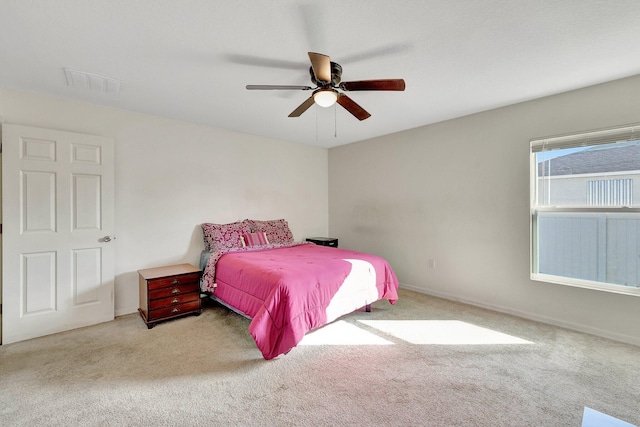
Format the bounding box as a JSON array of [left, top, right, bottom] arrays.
[[2, 124, 115, 344]]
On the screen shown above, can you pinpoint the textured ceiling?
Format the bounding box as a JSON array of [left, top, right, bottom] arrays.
[[2, 0, 640, 148]]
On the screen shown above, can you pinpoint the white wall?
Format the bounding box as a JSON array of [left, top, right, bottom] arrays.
[[0, 88, 328, 316], [329, 74, 640, 346]]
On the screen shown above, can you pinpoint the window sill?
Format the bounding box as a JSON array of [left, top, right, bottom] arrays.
[[531, 273, 640, 297]]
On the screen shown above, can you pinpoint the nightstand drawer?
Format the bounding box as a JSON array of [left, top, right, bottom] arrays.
[[149, 292, 200, 310], [147, 272, 200, 290], [148, 300, 201, 321], [149, 282, 199, 300]]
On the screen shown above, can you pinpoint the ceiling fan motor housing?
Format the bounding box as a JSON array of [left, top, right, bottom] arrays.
[[309, 62, 343, 87]]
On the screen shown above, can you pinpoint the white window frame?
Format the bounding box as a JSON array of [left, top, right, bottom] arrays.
[[530, 124, 640, 297]]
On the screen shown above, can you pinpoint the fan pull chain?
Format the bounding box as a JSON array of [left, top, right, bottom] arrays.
[[315, 105, 319, 142], [334, 104, 337, 138]]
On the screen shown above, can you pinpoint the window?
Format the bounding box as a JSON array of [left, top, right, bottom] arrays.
[[530, 125, 640, 296]]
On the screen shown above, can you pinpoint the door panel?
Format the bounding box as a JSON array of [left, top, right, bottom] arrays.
[[22, 251, 56, 314], [2, 124, 115, 344], [72, 247, 101, 305], [21, 137, 56, 161], [72, 174, 101, 230], [22, 171, 57, 232]]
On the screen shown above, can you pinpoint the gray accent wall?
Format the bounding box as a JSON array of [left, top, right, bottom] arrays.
[[329, 74, 640, 346]]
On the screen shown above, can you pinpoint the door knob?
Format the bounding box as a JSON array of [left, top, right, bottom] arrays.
[[102, 236, 115, 242]]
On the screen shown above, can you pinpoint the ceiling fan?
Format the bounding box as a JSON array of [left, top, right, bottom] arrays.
[[246, 52, 405, 121]]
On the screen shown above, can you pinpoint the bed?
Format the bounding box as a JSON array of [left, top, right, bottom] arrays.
[[200, 219, 399, 360]]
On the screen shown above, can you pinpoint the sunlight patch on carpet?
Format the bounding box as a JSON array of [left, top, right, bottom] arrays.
[[299, 320, 394, 346], [358, 320, 534, 345]]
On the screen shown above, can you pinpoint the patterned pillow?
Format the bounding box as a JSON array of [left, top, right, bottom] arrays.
[[242, 232, 269, 247], [245, 218, 294, 244], [201, 221, 251, 251]]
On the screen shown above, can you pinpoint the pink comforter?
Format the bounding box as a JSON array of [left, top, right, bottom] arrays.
[[202, 243, 399, 359]]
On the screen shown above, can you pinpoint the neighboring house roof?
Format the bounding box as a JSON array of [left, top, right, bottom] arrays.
[[538, 141, 640, 176]]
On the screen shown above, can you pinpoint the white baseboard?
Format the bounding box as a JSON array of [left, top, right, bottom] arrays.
[[399, 283, 640, 348], [115, 306, 139, 317]]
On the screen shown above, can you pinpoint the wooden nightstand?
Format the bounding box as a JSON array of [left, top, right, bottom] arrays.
[[306, 237, 338, 248], [138, 263, 202, 329]]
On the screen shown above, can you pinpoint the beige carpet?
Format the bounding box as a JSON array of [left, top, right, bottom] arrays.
[[1, 288, 638, 426]]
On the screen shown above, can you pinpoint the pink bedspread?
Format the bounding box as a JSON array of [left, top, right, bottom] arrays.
[[202, 243, 399, 359]]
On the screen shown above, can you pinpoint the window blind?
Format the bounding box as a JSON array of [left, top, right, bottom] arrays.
[[531, 124, 640, 153]]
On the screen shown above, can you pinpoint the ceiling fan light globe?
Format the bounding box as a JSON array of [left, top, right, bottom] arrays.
[[313, 90, 338, 108]]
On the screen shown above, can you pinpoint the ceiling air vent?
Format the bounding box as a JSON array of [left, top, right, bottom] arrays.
[[64, 68, 123, 94]]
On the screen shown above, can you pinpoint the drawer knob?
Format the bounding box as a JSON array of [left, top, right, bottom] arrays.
[[171, 308, 180, 313], [171, 298, 179, 303], [171, 279, 179, 285], [171, 288, 180, 294]]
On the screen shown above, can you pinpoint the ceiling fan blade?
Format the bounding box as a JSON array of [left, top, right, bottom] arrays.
[[223, 53, 305, 70], [336, 94, 371, 121], [339, 79, 406, 91], [288, 96, 315, 117], [246, 85, 312, 90], [308, 52, 331, 83]]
